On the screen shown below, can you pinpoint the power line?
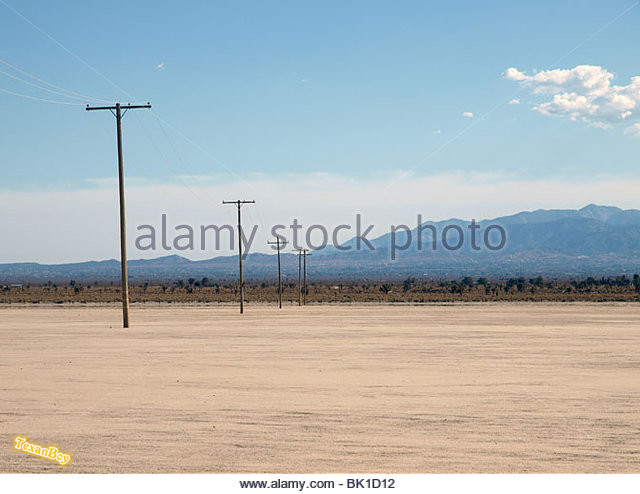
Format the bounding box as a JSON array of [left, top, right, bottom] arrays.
[[0, 59, 111, 103], [0, 68, 94, 102], [150, 111, 254, 189], [89, 114, 187, 203], [1, 0, 254, 192], [131, 111, 219, 208], [0, 87, 84, 105], [0, 0, 132, 99], [151, 115, 222, 206]]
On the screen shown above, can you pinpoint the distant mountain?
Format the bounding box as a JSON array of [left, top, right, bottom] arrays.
[[2, 205, 640, 282]]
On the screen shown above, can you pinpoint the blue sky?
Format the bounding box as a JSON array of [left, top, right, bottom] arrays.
[[1, 0, 640, 262], [1, 0, 639, 188]]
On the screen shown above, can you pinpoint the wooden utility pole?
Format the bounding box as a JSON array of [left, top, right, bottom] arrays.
[[267, 237, 287, 309], [223, 200, 255, 313], [294, 248, 311, 306], [303, 249, 311, 305], [86, 102, 151, 328], [295, 249, 302, 306]]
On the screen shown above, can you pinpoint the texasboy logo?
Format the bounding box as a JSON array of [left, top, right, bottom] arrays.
[[13, 436, 72, 466]]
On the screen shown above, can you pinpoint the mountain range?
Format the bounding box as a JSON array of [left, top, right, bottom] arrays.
[[2, 204, 639, 282]]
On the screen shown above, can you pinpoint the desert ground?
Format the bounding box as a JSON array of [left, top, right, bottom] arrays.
[[1, 303, 639, 473]]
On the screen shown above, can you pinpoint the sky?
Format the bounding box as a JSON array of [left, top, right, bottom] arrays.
[[1, 0, 639, 262]]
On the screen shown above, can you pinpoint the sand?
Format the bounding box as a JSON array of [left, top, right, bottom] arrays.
[[1, 303, 638, 473]]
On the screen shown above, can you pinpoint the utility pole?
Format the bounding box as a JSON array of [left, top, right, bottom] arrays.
[[223, 200, 255, 313], [294, 249, 311, 306], [295, 249, 302, 306], [303, 249, 311, 305], [267, 237, 288, 309], [86, 102, 151, 328]]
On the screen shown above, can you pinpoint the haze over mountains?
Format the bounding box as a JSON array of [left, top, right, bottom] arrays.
[[2, 204, 639, 282]]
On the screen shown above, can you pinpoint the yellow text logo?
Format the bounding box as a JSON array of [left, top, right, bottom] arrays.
[[13, 436, 72, 466]]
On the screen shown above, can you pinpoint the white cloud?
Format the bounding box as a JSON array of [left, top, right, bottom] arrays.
[[462, 111, 473, 118], [508, 99, 520, 105], [588, 121, 611, 130], [504, 65, 640, 134], [503, 67, 527, 82], [156, 62, 165, 70], [625, 123, 640, 137], [1, 172, 639, 263], [433, 129, 442, 135]]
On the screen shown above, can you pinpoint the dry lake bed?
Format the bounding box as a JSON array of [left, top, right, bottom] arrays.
[[1, 303, 638, 473]]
